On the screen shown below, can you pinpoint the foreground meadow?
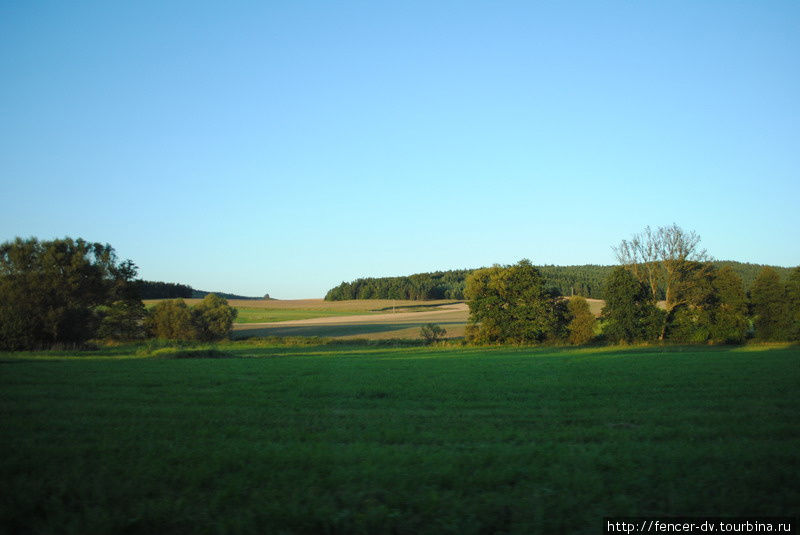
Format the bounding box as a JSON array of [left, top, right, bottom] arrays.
[[1, 343, 798, 534]]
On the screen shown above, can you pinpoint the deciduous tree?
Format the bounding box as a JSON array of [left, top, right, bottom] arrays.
[[0, 237, 140, 350], [465, 260, 567, 344], [567, 296, 596, 345]]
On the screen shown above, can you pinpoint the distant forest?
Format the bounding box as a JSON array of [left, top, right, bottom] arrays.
[[324, 261, 795, 301], [136, 280, 259, 300]]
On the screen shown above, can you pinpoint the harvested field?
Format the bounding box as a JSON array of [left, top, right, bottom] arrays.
[[234, 302, 469, 340]]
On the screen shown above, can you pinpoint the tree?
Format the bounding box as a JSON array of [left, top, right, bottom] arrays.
[[709, 266, 749, 344], [786, 267, 800, 341], [614, 224, 710, 339], [420, 323, 446, 344], [566, 296, 596, 345], [147, 299, 197, 340], [663, 260, 717, 342], [750, 267, 789, 341], [465, 260, 567, 344], [0, 237, 141, 350], [192, 293, 238, 341], [602, 267, 663, 343], [97, 300, 147, 340]]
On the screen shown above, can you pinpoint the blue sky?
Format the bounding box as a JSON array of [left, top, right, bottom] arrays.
[[1, 1, 798, 298]]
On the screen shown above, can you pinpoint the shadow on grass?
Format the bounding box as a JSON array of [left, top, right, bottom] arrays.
[[233, 321, 465, 340], [370, 301, 462, 312]]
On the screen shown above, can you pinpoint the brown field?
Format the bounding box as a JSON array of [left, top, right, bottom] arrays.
[[233, 302, 469, 340], [144, 297, 610, 340], [143, 298, 460, 312], [227, 298, 610, 341]]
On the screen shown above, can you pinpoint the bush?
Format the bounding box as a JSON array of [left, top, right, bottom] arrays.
[[192, 294, 238, 341], [567, 296, 596, 345], [146, 294, 237, 341], [146, 299, 197, 340], [420, 323, 446, 344]]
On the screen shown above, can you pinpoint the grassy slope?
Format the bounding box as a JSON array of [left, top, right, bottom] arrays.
[[1, 343, 798, 534]]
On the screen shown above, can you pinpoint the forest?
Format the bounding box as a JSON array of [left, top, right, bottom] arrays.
[[325, 261, 793, 301]]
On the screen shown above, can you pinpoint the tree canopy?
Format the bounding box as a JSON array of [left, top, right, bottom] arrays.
[[465, 260, 567, 344], [0, 237, 140, 349]]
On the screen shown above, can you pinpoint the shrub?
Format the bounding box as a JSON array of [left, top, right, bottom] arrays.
[[146, 299, 197, 340], [192, 294, 238, 341], [146, 294, 237, 341], [567, 296, 596, 345], [420, 323, 446, 344]]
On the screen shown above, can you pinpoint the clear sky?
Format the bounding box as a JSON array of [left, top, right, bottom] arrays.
[[2, 1, 798, 298]]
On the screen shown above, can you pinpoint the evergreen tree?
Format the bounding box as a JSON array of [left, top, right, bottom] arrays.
[[786, 267, 800, 341], [602, 267, 663, 343], [750, 267, 789, 341], [709, 266, 749, 343]]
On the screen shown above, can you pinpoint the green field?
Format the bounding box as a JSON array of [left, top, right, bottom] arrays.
[[1, 343, 798, 534], [233, 307, 369, 323]]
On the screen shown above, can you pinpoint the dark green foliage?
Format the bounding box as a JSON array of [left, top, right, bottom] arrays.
[[786, 267, 800, 341], [191, 289, 260, 300], [709, 266, 749, 344], [663, 261, 717, 343], [97, 300, 148, 340], [326, 270, 472, 300], [420, 323, 446, 344], [146, 295, 237, 341], [465, 260, 568, 344], [750, 267, 789, 341], [0, 237, 141, 350], [325, 261, 790, 302], [602, 267, 663, 343], [192, 294, 238, 341], [135, 280, 194, 299], [567, 296, 596, 345], [713, 260, 793, 292]]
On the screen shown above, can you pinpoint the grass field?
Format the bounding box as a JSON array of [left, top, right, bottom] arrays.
[[144, 299, 465, 325], [2, 342, 797, 534]]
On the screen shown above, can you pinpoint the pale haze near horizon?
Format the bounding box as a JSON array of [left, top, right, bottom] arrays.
[[1, 2, 798, 298]]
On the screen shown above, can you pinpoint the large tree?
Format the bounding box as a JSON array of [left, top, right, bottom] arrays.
[[601, 267, 663, 343], [750, 267, 789, 341], [0, 237, 141, 349], [787, 267, 800, 341], [465, 260, 567, 344], [613, 224, 711, 339], [709, 266, 749, 344]]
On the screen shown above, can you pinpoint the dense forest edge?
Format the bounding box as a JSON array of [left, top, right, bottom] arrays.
[[324, 261, 794, 301], [136, 280, 261, 300]]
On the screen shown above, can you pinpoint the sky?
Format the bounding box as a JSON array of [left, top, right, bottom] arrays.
[[1, 1, 798, 298]]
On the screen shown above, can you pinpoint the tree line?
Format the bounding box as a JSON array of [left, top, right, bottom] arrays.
[[464, 225, 800, 345], [0, 237, 238, 350], [135, 280, 261, 300], [325, 261, 792, 302]]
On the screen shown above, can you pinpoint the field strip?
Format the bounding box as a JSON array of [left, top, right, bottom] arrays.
[[234, 302, 468, 328]]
